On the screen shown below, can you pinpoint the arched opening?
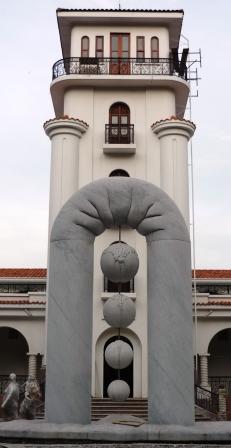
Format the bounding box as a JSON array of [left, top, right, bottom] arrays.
[[208, 328, 231, 394], [109, 169, 129, 177], [103, 335, 133, 398], [0, 327, 29, 393], [107, 102, 132, 144]]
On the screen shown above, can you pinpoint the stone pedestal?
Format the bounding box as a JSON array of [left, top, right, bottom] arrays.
[[199, 353, 210, 389]]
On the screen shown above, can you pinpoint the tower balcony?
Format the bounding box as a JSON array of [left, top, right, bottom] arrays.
[[51, 57, 190, 117], [52, 57, 186, 80]]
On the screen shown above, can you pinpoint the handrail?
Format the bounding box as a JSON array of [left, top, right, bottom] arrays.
[[52, 57, 187, 80], [194, 384, 219, 414], [105, 124, 134, 144]]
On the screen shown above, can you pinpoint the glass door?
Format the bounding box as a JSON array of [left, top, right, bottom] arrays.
[[110, 34, 130, 74]]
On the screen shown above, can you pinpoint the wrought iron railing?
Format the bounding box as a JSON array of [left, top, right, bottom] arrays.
[[194, 384, 219, 414], [105, 124, 134, 144], [209, 376, 231, 395], [52, 57, 185, 80]]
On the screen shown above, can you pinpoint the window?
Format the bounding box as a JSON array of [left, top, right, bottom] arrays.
[[108, 102, 131, 144], [151, 37, 159, 60], [81, 36, 89, 58], [136, 36, 145, 61], [96, 36, 104, 58]]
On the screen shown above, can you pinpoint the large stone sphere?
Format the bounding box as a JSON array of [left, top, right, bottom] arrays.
[[105, 340, 133, 370], [100, 242, 139, 283], [107, 380, 130, 402], [103, 293, 136, 328]]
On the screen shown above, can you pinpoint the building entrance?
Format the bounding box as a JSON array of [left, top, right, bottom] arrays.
[[103, 335, 133, 397]]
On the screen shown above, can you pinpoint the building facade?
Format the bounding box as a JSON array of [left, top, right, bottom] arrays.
[[0, 9, 230, 402]]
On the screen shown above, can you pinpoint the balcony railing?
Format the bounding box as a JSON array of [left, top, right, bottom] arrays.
[[105, 124, 134, 144], [209, 376, 231, 395], [52, 57, 186, 80]]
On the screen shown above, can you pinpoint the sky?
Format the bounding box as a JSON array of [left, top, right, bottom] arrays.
[[0, 0, 230, 268]]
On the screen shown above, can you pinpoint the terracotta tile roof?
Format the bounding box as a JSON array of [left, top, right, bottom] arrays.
[[0, 300, 45, 305], [57, 9, 184, 13], [43, 117, 88, 127], [152, 116, 196, 128], [195, 270, 231, 279], [196, 301, 231, 306], [0, 269, 231, 280], [0, 269, 47, 278]]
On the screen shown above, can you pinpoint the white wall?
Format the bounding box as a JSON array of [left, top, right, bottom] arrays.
[[71, 25, 170, 59]]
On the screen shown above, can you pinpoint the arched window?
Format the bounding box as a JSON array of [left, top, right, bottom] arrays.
[[107, 102, 131, 144], [109, 169, 130, 177], [151, 37, 159, 60], [81, 36, 89, 58]]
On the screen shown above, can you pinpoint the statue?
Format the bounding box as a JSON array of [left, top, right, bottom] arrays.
[[1, 373, 19, 420], [19, 376, 41, 419]]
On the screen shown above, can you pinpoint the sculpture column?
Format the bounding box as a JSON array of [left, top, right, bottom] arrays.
[[199, 353, 210, 389], [27, 353, 37, 378], [44, 117, 88, 234], [152, 117, 195, 228]]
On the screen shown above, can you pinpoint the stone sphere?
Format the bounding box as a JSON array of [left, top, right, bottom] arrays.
[[107, 380, 130, 402], [103, 293, 136, 328], [105, 340, 133, 370], [100, 242, 139, 283]]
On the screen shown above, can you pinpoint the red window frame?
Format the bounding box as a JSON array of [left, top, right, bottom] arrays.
[[95, 36, 104, 58], [151, 37, 159, 59], [81, 36, 89, 58], [110, 33, 130, 59], [136, 36, 145, 60]]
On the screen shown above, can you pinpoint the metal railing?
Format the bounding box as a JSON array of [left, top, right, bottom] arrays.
[[52, 57, 185, 80], [194, 384, 219, 414], [105, 124, 134, 144], [209, 376, 231, 395]]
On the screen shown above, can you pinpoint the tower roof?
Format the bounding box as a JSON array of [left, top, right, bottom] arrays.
[[56, 8, 184, 59]]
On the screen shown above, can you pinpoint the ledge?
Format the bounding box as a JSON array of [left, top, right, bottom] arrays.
[[103, 143, 136, 155]]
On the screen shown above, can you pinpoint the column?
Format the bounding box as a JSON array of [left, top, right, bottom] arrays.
[[44, 117, 88, 234], [27, 353, 37, 379], [199, 353, 210, 389], [152, 117, 195, 228]]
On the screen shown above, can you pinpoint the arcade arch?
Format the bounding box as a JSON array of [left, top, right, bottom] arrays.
[[95, 327, 142, 398]]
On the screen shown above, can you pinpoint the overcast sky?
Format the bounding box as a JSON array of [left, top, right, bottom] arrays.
[[0, 0, 230, 268]]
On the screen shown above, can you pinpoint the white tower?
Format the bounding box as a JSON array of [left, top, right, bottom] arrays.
[[44, 8, 195, 399]]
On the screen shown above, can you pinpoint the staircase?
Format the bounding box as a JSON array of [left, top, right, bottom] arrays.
[[36, 392, 220, 422], [92, 398, 148, 421]]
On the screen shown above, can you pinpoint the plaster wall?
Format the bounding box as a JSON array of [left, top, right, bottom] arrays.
[[71, 25, 170, 58], [0, 320, 45, 355]]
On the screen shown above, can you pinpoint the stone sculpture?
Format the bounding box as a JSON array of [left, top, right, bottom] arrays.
[[105, 340, 133, 369], [103, 293, 136, 328], [1, 373, 19, 420], [46, 177, 193, 425], [107, 380, 130, 401], [101, 242, 139, 283], [19, 376, 41, 420]]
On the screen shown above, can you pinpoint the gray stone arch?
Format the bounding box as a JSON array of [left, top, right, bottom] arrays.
[[45, 177, 193, 425]]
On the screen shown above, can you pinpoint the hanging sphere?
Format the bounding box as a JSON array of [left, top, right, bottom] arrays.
[[100, 242, 139, 283], [107, 380, 130, 402], [103, 293, 136, 328], [105, 340, 133, 370]]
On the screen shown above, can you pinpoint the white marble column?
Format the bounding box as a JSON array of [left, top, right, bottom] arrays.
[[199, 353, 210, 389], [152, 118, 195, 228], [44, 117, 88, 235], [27, 353, 37, 379]]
